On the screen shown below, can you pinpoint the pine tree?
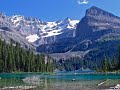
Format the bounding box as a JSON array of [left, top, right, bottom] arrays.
[[0, 40, 3, 72], [106, 59, 111, 71], [0, 39, 54, 73], [111, 56, 116, 69], [118, 46, 120, 69], [102, 55, 107, 72]]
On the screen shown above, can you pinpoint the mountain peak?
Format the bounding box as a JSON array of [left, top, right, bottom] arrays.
[[62, 17, 71, 23], [76, 6, 120, 38], [86, 6, 116, 18], [90, 6, 100, 9], [0, 13, 6, 19]]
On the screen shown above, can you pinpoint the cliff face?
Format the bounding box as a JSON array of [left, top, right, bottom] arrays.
[[76, 6, 120, 40]]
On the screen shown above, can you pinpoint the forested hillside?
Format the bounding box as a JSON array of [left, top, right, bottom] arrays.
[[100, 46, 120, 72], [0, 39, 54, 73]]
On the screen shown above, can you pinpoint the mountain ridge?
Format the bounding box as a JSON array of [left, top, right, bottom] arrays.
[[37, 6, 120, 69], [9, 15, 79, 44], [0, 6, 120, 68]]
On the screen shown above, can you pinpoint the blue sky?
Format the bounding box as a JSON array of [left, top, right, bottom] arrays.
[[0, 0, 120, 21]]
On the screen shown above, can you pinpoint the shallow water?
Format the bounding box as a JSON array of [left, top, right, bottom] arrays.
[[0, 72, 120, 90]]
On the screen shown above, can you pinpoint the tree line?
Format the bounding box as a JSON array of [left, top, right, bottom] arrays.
[[55, 46, 120, 72], [100, 46, 120, 72], [55, 57, 96, 71], [0, 39, 54, 73]]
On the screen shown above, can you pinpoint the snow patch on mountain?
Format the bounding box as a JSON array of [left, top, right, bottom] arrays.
[[43, 29, 62, 37], [26, 34, 39, 43], [11, 15, 24, 26], [9, 16, 79, 43]]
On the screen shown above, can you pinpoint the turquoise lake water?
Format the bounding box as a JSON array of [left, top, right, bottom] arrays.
[[0, 72, 120, 90]]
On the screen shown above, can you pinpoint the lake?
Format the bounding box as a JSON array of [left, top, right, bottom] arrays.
[[0, 71, 120, 90]]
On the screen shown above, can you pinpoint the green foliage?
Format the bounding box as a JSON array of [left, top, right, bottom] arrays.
[[118, 46, 120, 69], [100, 55, 116, 72], [0, 39, 54, 73], [55, 57, 97, 71], [111, 56, 116, 68], [100, 45, 120, 72], [101, 55, 108, 72]]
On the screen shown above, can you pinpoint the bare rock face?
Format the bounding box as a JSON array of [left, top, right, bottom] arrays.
[[76, 6, 120, 40]]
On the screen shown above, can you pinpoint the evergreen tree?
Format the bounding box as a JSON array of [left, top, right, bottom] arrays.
[[0, 39, 54, 73], [111, 56, 116, 69], [101, 55, 107, 72], [118, 46, 120, 69], [106, 59, 111, 71]]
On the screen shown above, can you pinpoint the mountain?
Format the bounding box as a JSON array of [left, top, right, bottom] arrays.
[[10, 16, 79, 45], [37, 6, 120, 67], [76, 6, 120, 39], [74, 6, 120, 66], [1, 6, 120, 70], [0, 13, 35, 50], [0, 13, 79, 50]]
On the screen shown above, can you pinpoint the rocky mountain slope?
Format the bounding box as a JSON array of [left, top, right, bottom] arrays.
[[37, 6, 120, 65], [0, 13, 35, 50], [10, 16, 79, 45], [0, 6, 120, 68], [0, 13, 79, 50]]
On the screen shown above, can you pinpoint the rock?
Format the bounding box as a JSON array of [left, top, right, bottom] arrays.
[[114, 84, 120, 89], [22, 76, 43, 85]]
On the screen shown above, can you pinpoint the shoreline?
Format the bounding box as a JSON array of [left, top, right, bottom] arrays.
[[0, 86, 37, 90]]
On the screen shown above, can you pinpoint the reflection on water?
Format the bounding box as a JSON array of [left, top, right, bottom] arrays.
[[0, 72, 120, 90]]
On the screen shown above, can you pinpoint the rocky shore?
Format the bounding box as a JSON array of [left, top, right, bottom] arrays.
[[0, 86, 37, 90], [108, 84, 120, 90]]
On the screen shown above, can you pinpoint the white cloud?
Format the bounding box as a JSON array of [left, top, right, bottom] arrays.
[[77, 0, 89, 5]]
